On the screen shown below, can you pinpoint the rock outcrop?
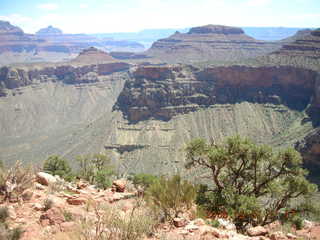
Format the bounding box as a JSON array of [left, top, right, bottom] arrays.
[[114, 65, 318, 123], [295, 128, 320, 184], [0, 61, 130, 93], [72, 47, 115, 64], [0, 20, 24, 35], [273, 29, 320, 59], [2, 173, 315, 240], [0, 20, 41, 54], [36, 26, 63, 36], [188, 25, 244, 35], [145, 24, 281, 63]]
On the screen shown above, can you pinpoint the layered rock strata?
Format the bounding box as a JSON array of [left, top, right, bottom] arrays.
[[145, 24, 281, 63], [274, 29, 320, 59], [115, 65, 318, 123]]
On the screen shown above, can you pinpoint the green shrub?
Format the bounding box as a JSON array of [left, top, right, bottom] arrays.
[[76, 153, 114, 189], [292, 216, 304, 230], [186, 136, 318, 231], [62, 210, 73, 222], [145, 175, 196, 221], [43, 198, 53, 211], [208, 219, 220, 228], [0, 207, 9, 223], [43, 156, 73, 181], [132, 173, 159, 189], [95, 169, 113, 189]]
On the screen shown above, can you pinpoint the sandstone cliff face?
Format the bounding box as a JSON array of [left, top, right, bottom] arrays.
[[0, 62, 130, 95], [115, 65, 318, 123], [145, 25, 281, 63]]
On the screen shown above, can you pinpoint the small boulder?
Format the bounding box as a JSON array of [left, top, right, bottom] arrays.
[[247, 226, 268, 236], [302, 219, 313, 229], [40, 207, 64, 225], [67, 197, 86, 205], [36, 172, 57, 186], [193, 218, 206, 226], [21, 189, 33, 201], [270, 231, 286, 240], [200, 226, 228, 238], [121, 202, 133, 213], [173, 217, 188, 228], [185, 223, 199, 232], [286, 233, 298, 239], [35, 183, 46, 190], [60, 221, 76, 232], [217, 218, 236, 230], [33, 203, 43, 211], [7, 206, 16, 220], [112, 179, 126, 192], [77, 180, 88, 189]]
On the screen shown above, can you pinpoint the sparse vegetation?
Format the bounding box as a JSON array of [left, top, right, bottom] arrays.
[[0, 161, 34, 202], [77, 200, 156, 240], [186, 136, 319, 230], [43, 155, 73, 181], [131, 173, 159, 190], [63, 210, 73, 222], [0, 207, 23, 240], [76, 153, 114, 189], [43, 198, 53, 211], [145, 175, 196, 222]]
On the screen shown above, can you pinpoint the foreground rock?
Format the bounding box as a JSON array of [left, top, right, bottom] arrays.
[[247, 226, 268, 236], [112, 179, 126, 192], [36, 172, 57, 186], [0, 174, 318, 240]]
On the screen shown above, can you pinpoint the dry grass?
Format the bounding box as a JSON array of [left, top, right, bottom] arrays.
[[66, 199, 157, 240]]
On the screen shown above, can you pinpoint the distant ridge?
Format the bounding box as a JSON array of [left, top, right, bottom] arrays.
[[145, 24, 281, 63], [188, 24, 244, 35], [72, 47, 115, 64], [36, 26, 63, 36], [273, 28, 320, 59]]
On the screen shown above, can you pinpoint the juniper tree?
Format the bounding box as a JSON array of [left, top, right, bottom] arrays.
[[185, 136, 318, 230]]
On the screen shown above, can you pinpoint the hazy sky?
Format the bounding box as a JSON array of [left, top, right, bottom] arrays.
[[0, 0, 319, 34]]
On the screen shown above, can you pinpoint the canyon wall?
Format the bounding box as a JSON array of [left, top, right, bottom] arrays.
[[115, 65, 318, 123]]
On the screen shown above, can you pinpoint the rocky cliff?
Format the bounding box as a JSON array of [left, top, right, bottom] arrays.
[[145, 24, 281, 63], [36, 25, 63, 36], [0, 59, 131, 166], [273, 29, 320, 59], [71, 47, 115, 64], [115, 65, 318, 123], [0, 60, 130, 94], [1, 60, 319, 178], [1, 23, 320, 182]]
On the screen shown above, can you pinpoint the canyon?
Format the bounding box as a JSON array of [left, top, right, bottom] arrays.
[[0, 24, 320, 182], [0, 21, 144, 66]]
